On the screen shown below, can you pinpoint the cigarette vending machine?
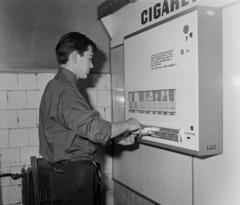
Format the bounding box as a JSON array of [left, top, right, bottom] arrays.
[[124, 6, 223, 156]]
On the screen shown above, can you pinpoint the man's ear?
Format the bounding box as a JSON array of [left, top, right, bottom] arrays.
[[70, 51, 78, 64]]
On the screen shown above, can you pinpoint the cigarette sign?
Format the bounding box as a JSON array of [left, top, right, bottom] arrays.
[[141, 0, 197, 25]]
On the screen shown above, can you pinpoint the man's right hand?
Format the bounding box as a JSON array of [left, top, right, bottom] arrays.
[[125, 118, 142, 133]]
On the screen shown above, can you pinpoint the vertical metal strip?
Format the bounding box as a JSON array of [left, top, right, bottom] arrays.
[[192, 156, 195, 205]]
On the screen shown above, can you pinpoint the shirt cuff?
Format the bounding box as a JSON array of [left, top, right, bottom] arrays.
[[98, 119, 112, 145]]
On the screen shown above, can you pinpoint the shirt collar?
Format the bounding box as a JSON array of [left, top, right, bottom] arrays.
[[58, 67, 78, 87]]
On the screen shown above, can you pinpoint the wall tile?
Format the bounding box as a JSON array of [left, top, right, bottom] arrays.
[[94, 107, 112, 122], [0, 74, 18, 90], [0, 167, 11, 186], [78, 78, 90, 90], [0, 110, 18, 129], [100, 173, 113, 190], [85, 89, 98, 108], [36, 109, 39, 127], [0, 129, 9, 148], [9, 129, 29, 148], [101, 173, 108, 190], [0, 72, 113, 205], [105, 107, 112, 122], [10, 166, 22, 186], [94, 107, 106, 119], [37, 73, 55, 90], [18, 74, 37, 90], [90, 74, 106, 89], [108, 173, 114, 190], [28, 128, 39, 146], [0, 91, 8, 110], [0, 148, 21, 167], [105, 156, 113, 174], [96, 145, 112, 157], [99, 156, 112, 174], [105, 190, 114, 205], [97, 90, 111, 107], [2, 185, 22, 204], [105, 74, 111, 90], [21, 146, 39, 166], [27, 90, 43, 108], [18, 110, 37, 128], [7, 91, 27, 109]]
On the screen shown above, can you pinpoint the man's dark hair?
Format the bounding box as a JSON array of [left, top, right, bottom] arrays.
[[55, 32, 97, 65]]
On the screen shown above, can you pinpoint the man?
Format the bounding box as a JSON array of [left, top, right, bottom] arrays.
[[38, 32, 142, 205]]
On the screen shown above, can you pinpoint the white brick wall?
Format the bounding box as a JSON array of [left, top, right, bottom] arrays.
[[18, 110, 37, 128], [2, 185, 22, 204], [37, 73, 55, 90], [0, 73, 54, 205], [86, 89, 98, 107], [9, 129, 28, 148], [86, 74, 112, 109], [18, 74, 37, 90], [0, 110, 18, 129], [0, 130, 9, 148], [21, 146, 40, 165], [98, 90, 111, 107], [89, 74, 107, 89], [0, 167, 11, 186], [0, 148, 21, 167], [7, 91, 27, 109], [9, 166, 22, 186], [0, 72, 113, 205], [0, 91, 7, 110], [0, 74, 18, 90], [28, 128, 39, 146], [27, 91, 43, 109]]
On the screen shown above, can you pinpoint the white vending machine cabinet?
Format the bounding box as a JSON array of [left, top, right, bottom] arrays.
[[124, 6, 223, 156]]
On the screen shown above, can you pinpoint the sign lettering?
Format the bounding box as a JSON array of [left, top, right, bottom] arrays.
[[141, 0, 197, 25]]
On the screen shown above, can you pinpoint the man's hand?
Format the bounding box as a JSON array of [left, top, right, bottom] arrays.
[[111, 118, 142, 142], [125, 118, 142, 132], [114, 129, 140, 146]]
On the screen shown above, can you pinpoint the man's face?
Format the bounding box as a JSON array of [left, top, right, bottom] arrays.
[[74, 45, 94, 79]]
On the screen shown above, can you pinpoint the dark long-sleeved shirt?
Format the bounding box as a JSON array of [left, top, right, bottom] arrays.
[[39, 67, 112, 163]]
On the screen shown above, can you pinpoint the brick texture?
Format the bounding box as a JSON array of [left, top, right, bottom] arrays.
[[0, 72, 113, 205]]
